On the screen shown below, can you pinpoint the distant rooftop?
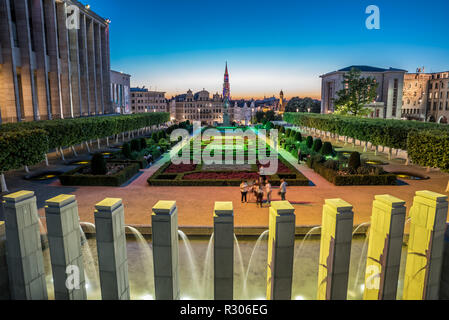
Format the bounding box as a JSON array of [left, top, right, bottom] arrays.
[[338, 65, 408, 73]]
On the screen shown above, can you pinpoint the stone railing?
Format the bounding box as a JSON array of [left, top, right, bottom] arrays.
[[0, 190, 448, 300]]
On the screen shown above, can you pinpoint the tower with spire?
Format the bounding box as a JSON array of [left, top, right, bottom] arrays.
[[222, 62, 231, 126]]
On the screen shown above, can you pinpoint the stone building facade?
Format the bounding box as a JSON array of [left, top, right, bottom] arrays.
[[320, 66, 406, 119], [171, 90, 223, 125], [402, 71, 449, 124], [110, 70, 130, 114], [130, 87, 167, 114], [0, 0, 112, 123], [402, 73, 432, 121], [428, 71, 449, 124]]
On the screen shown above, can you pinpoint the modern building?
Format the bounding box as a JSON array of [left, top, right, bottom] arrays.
[[320, 66, 407, 119], [130, 87, 167, 114], [110, 70, 130, 114], [0, 0, 112, 123]]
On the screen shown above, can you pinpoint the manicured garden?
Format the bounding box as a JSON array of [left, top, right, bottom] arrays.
[[148, 129, 310, 187], [275, 124, 398, 186], [59, 122, 192, 187], [284, 112, 449, 171]]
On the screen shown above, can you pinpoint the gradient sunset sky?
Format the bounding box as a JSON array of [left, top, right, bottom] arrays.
[[90, 0, 449, 100]]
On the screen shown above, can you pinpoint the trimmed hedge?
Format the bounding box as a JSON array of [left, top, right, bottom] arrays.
[[59, 162, 140, 187], [407, 130, 449, 171], [308, 159, 397, 186], [284, 112, 449, 150], [0, 129, 49, 173], [0, 112, 169, 150]]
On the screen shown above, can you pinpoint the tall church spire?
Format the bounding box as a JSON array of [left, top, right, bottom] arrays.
[[223, 62, 230, 101]]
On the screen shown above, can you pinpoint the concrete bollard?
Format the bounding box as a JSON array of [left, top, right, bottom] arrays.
[[94, 198, 130, 300], [213, 202, 234, 300], [440, 224, 449, 300], [2, 191, 48, 300], [363, 195, 406, 300], [0, 221, 10, 300], [266, 201, 296, 300], [317, 199, 354, 300], [403, 191, 448, 300], [152, 201, 180, 300], [45, 195, 87, 300]]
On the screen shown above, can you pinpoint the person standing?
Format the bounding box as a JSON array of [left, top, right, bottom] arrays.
[[240, 181, 248, 203], [265, 180, 272, 205], [279, 179, 288, 201], [255, 184, 263, 208]]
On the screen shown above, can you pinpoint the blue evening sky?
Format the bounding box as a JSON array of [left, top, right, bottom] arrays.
[[88, 0, 449, 99]]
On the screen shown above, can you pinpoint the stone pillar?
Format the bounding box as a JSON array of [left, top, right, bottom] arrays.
[[152, 201, 180, 300], [213, 202, 234, 300], [94, 198, 130, 300], [2, 191, 47, 300], [317, 199, 354, 300], [363, 195, 406, 300], [45, 195, 86, 300], [0, 221, 10, 300], [266, 201, 296, 300], [403, 191, 448, 300], [440, 224, 449, 300]]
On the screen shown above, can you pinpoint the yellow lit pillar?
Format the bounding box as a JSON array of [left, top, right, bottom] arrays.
[[363, 195, 406, 300], [403, 191, 448, 300], [317, 199, 354, 300], [266, 201, 296, 300]]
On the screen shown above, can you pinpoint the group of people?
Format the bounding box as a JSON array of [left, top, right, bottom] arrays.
[[240, 178, 288, 208]]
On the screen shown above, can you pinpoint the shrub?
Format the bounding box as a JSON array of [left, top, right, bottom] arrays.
[[122, 142, 132, 159], [91, 153, 107, 175], [130, 139, 142, 152], [130, 151, 140, 161], [321, 142, 333, 156], [140, 137, 147, 149], [294, 131, 302, 142], [312, 139, 323, 152], [348, 152, 361, 170], [285, 128, 292, 137], [279, 126, 285, 134], [306, 136, 313, 149]]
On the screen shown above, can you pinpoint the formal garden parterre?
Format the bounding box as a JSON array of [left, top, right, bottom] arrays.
[[148, 128, 310, 186]]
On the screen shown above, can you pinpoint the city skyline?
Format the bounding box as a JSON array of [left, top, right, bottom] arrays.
[[90, 0, 449, 99]]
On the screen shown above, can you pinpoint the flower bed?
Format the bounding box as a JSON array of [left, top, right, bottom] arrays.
[[148, 156, 309, 187], [164, 163, 197, 173]]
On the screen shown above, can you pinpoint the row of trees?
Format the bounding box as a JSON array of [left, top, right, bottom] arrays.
[[285, 97, 321, 114]]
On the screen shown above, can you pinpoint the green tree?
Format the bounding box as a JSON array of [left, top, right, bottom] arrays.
[[334, 68, 379, 117]]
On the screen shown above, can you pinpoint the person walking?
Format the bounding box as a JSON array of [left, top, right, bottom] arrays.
[[265, 180, 272, 205], [240, 181, 248, 203], [279, 179, 288, 201]]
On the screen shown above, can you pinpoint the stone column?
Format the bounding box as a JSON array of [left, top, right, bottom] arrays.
[[363, 195, 406, 300], [45, 195, 86, 300], [94, 198, 130, 300], [266, 201, 296, 300], [0, 221, 10, 300], [2, 191, 47, 300], [403, 191, 448, 300], [152, 201, 180, 300], [213, 202, 234, 300], [440, 224, 449, 300], [317, 199, 354, 300]]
